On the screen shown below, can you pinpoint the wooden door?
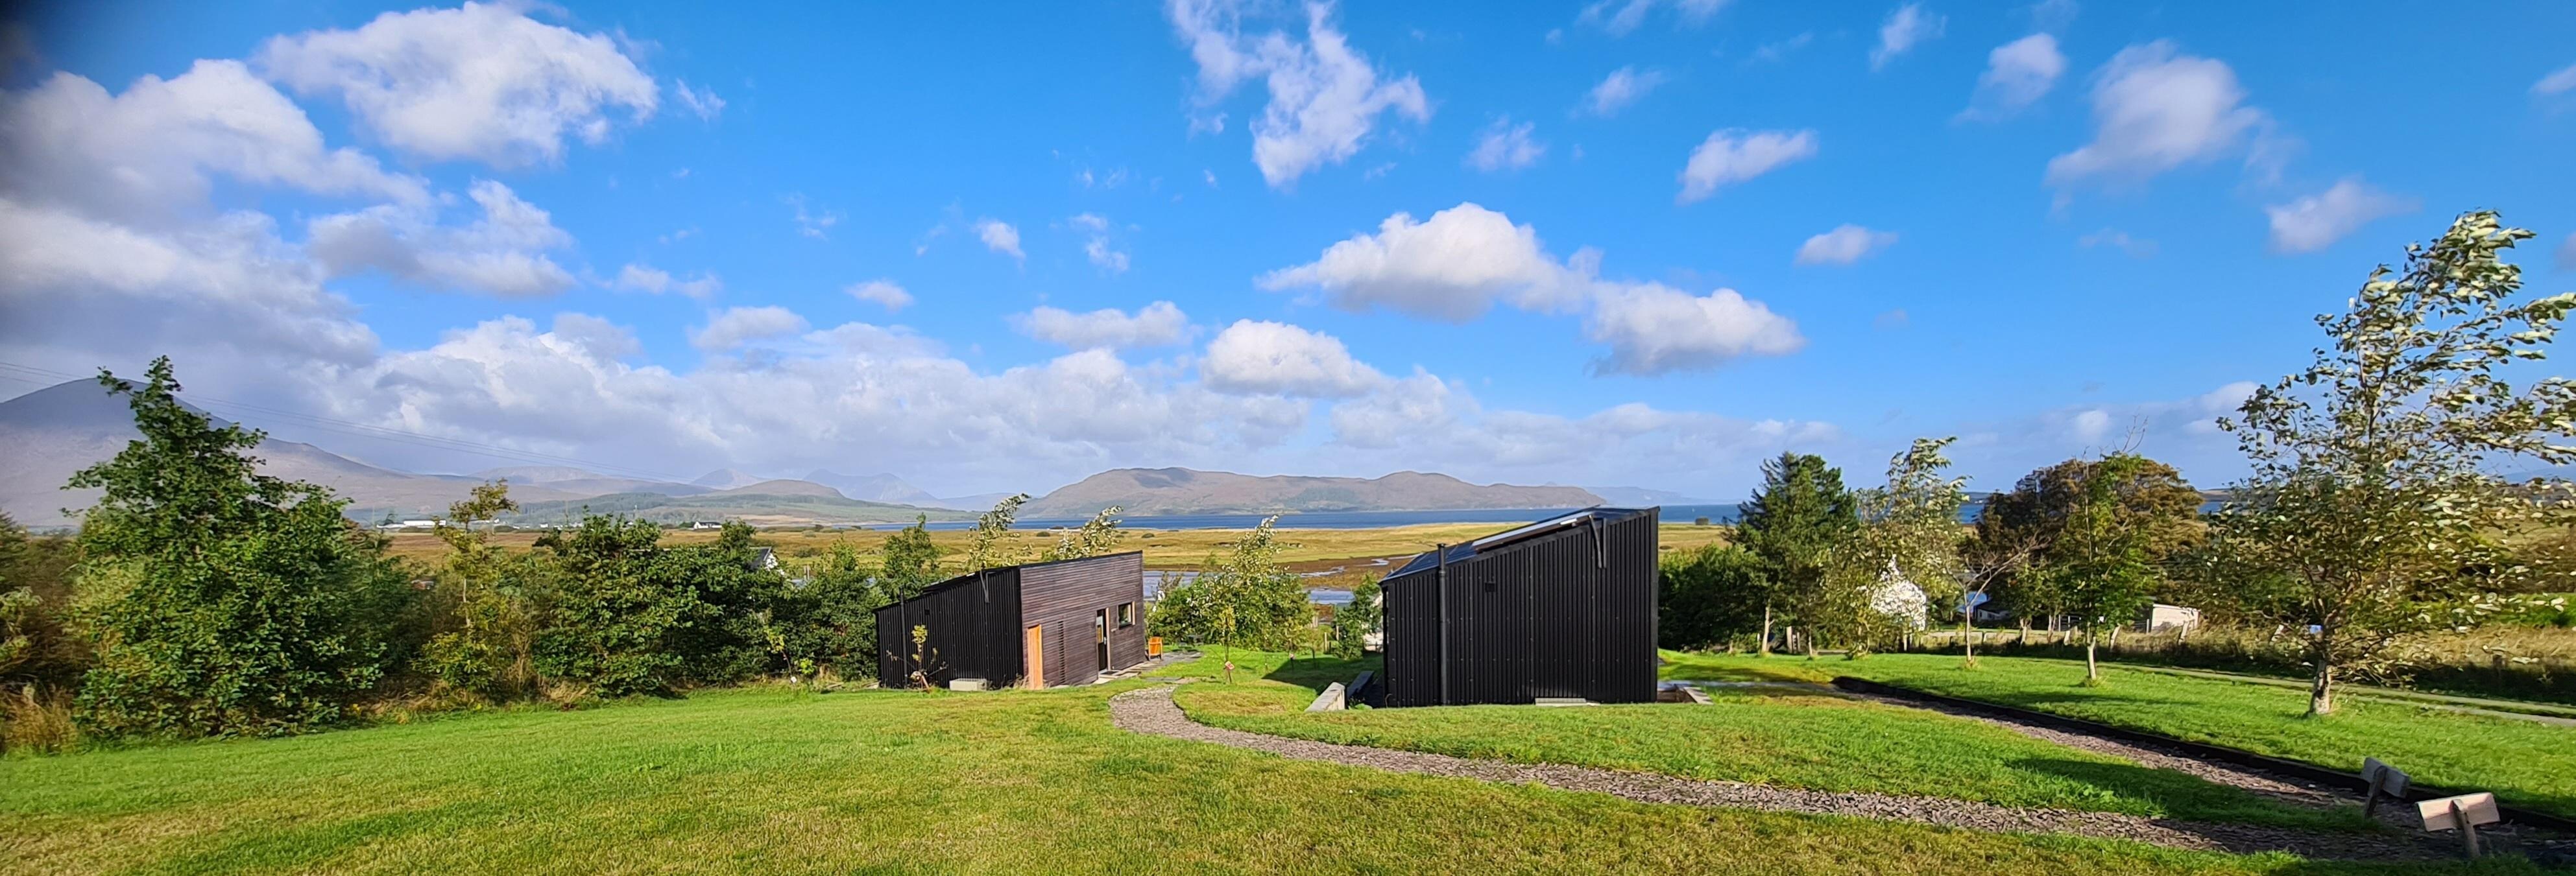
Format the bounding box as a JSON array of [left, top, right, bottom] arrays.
[[1024, 624, 1044, 689], [1094, 610, 1110, 674]]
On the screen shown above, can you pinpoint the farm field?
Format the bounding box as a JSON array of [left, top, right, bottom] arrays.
[[379, 520, 1735, 572], [1660, 652, 2576, 821], [1159, 650, 2363, 830], [0, 680, 2430, 875]]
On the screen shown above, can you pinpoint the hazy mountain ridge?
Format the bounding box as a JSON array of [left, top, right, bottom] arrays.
[[1023, 468, 1604, 517]]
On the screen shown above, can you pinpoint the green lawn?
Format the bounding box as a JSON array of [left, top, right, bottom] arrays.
[[1661, 652, 2576, 821], [3, 676, 2498, 875], [1159, 651, 2363, 830]]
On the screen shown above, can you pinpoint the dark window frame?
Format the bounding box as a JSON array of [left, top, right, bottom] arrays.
[[1116, 602, 1135, 628]]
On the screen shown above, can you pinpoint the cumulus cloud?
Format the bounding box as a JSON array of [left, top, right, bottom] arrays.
[[255, 1, 657, 167], [688, 305, 811, 353], [1464, 117, 1545, 172], [1677, 128, 1818, 204], [1258, 202, 1591, 321], [1585, 283, 1805, 375], [1870, 3, 1945, 71], [614, 263, 721, 300], [1794, 224, 1899, 266], [976, 218, 1024, 261], [2263, 178, 2415, 254], [2046, 41, 2267, 190], [1580, 66, 1666, 117], [1200, 319, 1384, 397], [307, 179, 577, 297], [1166, 0, 1431, 189], [1959, 33, 2064, 121], [1577, 0, 1729, 36], [0, 60, 426, 224], [673, 80, 725, 121], [845, 279, 913, 311], [1012, 301, 1191, 349]]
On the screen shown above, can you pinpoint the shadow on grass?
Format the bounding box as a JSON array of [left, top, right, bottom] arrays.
[[2009, 757, 2369, 832], [1262, 655, 1382, 692]]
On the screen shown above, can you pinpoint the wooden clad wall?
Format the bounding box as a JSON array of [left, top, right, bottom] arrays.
[[1015, 551, 1149, 687]]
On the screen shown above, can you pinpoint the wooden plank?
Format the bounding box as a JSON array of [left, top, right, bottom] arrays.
[[2418, 793, 2500, 833], [1024, 624, 1044, 689]]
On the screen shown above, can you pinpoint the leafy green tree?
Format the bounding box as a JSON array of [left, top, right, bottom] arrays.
[[1329, 574, 1380, 660], [965, 494, 1030, 571], [1657, 544, 1766, 650], [67, 358, 415, 737], [419, 481, 546, 700], [1, 513, 83, 696], [2204, 211, 2576, 715], [1735, 453, 1857, 656], [531, 515, 680, 696], [878, 515, 944, 599], [1805, 438, 1969, 659], [1041, 506, 1126, 562], [2032, 454, 2167, 683], [1971, 455, 2200, 661], [1149, 517, 1307, 681], [773, 543, 887, 680]]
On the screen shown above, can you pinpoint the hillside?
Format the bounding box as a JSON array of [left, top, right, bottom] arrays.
[[503, 490, 968, 527], [1022, 468, 1603, 517], [802, 469, 944, 506]]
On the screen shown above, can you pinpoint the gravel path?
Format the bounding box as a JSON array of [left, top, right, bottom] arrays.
[[1109, 684, 2438, 861]]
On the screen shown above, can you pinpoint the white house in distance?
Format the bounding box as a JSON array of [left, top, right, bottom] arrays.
[[2137, 603, 2202, 633]]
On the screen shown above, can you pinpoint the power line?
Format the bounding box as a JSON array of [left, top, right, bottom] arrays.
[[0, 359, 695, 484]]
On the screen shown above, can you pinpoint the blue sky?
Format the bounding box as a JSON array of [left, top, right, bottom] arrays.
[[2, 0, 2571, 501]]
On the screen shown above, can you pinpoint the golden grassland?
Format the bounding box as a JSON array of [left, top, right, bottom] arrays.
[[381, 521, 1735, 574]]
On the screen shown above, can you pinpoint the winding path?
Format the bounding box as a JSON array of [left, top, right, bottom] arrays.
[[1108, 684, 2436, 861]]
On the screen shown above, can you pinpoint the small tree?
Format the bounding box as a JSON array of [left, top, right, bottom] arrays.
[[419, 481, 547, 700], [2035, 454, 2166, 684], [1810, 438, 1968, 658], [1735, 453, 1858, 656], [1148, 516, 1306, 680], [1041, 506, 1125, 562], [906, 624, 943, 691], [965, 495, 1030, 572], [1657, 544, 1766, 650], [1969, 455, 2198, 663], [2210, 211, 2575, 715], [878, 515, 943, 599], [1329, 574, 1381, 659]]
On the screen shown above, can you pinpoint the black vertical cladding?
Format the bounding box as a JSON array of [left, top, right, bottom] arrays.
[[1378, 507, 1659, 707], [873, 566, 1024, 689]]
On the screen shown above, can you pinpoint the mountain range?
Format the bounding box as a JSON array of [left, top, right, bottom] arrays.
[[3, 379, 1663, 528]]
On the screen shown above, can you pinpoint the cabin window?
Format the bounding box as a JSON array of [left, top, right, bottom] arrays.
[[1116, 602, 1135, 628]]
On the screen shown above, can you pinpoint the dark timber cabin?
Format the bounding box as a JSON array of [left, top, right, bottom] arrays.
[[1377, 507, 1659, 707], [874, 551, 1148, 689]]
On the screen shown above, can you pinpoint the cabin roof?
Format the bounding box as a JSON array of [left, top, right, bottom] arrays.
[[1386, 506, 1654, 579]]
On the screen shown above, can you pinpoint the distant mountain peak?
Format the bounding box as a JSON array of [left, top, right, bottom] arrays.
[[691, 468, 765, 490]]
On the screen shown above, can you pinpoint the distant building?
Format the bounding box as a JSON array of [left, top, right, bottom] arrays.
[[1377, 507, 1660, 707], [874, 552, 1148, 690], [2137, 603, 2202, 633], [381, 519, 438, 531], [688, 521, 725, 530]]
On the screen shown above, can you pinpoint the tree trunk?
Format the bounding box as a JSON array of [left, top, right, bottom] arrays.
[[2308, 656, 2335, 716], [1759, 600, 1774, 657], [2084, 630, 2100, 683], [1962, 613, 1976, 663], [2017, 619, 2030, 646]]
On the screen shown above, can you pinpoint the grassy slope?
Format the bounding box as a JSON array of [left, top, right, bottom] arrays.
[[1158, 652, 2361, 830], [1661, 652, 2576, 820], [0, 683, 2426, 875]]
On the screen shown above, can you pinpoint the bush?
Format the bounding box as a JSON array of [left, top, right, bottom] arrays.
[[1658, 545, 1766, 650]]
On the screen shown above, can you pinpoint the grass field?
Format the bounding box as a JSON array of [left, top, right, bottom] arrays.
[[1158, 650, 2364, 830], [0, 679, 2462, 875], [1660, 652, 2576, 821], [381, 520, 1735, 573]]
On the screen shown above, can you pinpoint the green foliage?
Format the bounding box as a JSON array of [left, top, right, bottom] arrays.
[[1329, 574, 1380, 659], [531, 518, 786, 696], [1735, 453, 1857, 652], [1041, 505, 1125, 562], [1971, 455, 2202, 632], [769, 542, 887, 680], [1657, 544, 1766, 650], [66, 359, 417, 739], [965, 494, 1030, 572], [1807, 438, 1968, 656], [876, 515, 943, 600], [2202, 211, 2576, 715], [2032, 454, 2169, 680], [0, 513, 82, 694], [419, 481, 544, 700], [1150, 517, 1310, 656]]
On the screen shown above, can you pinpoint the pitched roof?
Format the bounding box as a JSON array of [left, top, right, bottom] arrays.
[[1386, 506, 1654, 578]]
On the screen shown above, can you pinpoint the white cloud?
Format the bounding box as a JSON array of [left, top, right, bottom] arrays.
[[2263, 178, 2415, 254], [2028, 0, 2080, 32], [1677, 128, 1818, 204], [307, 179, 576, 297], [1960, 33, 2064, 121], [1069, 213, 1129, 273], [976, 218, 1024, 261], [615, 263, 721, 300], [1012, 301, 1191, 349], [1200, 319, 1384, 397], [1165, 0, 1431, 189], [845, 279, 913, 311], [787, 195, 841, 239], [674, 79, 725, 121], [0, 60, 426, 224], [2078, 228, 2157, 258], [2534, 62, 2576, 96], [1585, 283, 1804, 375], [1464, 117, 1545, 172], [1794, 224, 1899, 266], [1577, 0, 1729, 36], [2071, 408, 2112, 442], [1580, 66, 1666, 117], [1870, 3, 1946, 71], [254, 1, 657, 167], [1258, 202, 1591, 321], [2046, 41, 2267, 190], [1748, 33, 1814, 65], [688, 305, 811, 353]]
